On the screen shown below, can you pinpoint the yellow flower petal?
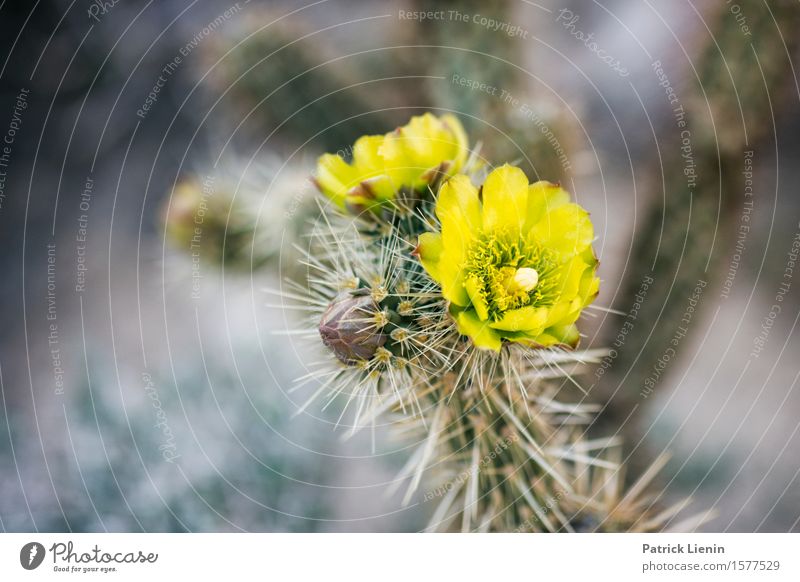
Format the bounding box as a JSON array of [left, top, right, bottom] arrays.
[[547, 297, 584, 328], [453, 308, 502, 351], [525, 181, 570, 229], [396, 114, 434, 157], [481, 164, 529, 234], [541, 323, 580, 348], [529, 203, 593, 257], [411, 158, 598, 352], [553, 256, 590, 302], [582, 275, 601, 303], [382, 113, 456, 182], [578, 247, 600, 304], [418, 230, 471, 307], [314, 113, 470, 214], [465, 276, 489, 321], [352, 135, 385, 175], [488, 305, 549, 332], [436, 175, 481, 262], [440, 114, 469, 168], [416, 175, 478, 308], [416, 232, 443, 280], [359, 175, 396, 203], [315, 153, 356, 207], [439, 258, 470, 306]]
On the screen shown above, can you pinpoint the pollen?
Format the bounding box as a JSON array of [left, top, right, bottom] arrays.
[[465, 233, 554, 319]]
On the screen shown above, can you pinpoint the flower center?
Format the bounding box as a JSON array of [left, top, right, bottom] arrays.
[[466, 233, 556, 320], [506, 267, 539, 293]]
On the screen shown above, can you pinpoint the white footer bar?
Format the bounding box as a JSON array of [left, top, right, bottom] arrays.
[[1, 533, 797, 580]]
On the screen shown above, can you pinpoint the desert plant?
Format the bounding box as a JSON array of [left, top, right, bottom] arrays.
[[283, 112, 706, 531]]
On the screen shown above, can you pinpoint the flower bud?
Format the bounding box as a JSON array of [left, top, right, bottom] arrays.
[[318, 292, 387, 364]]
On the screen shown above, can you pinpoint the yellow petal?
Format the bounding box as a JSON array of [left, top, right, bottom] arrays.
[[382, 113, 438, 174], [582, 275, 600, 304], [542, 324, 580, 348], [390, 114, 469, 188], [553, 256, 589, 301], [578, 247, 600, 303], [416, 232, 443, 280], [359, 175, 395, 202], [525, 181, 570, 229], [436, 175, 481, 262], [542, 299, 575, 326], [529, 203, 593, 257], [353, 135, 417, 202], [440, 114, 469, 169], [315, 114, 470, 215], [481, 164, 529, 234], [488, 305, 549, 332], [402, 113, 440, 161], [315, 153, 356, 207], [465, 276, 489, 321], [547, 297, 584, 327], [352, 135, 385, 175], [453, 308, 502, 351], [439, 258, 470, 306]]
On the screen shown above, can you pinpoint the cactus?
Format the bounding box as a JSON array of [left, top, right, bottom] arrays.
[[162, 156, 316, 274], [287, 212, 700, 531], [281, 113, 707, 531]]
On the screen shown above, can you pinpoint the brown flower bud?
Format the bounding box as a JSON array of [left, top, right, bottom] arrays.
[[318, 292, 387, 365]]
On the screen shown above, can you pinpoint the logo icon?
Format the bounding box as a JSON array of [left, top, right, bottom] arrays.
[[20, 542, 46, 570]]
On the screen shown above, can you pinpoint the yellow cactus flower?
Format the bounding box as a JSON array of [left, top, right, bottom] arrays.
[[416, 165, 599, 351], [313, 113, 469, 213]]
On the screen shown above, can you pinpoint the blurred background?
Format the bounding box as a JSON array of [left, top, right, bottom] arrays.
[[0, 0, 798, 532]]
